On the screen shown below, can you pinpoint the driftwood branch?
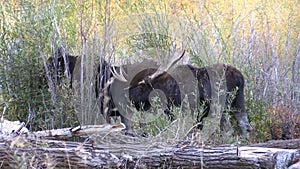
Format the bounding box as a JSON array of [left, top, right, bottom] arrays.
[[26, 123, 125, 140]]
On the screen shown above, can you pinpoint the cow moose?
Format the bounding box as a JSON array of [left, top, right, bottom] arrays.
[[46, 48, 137, 126], [47, 48, 114, 97], [111, 53, 252, 137]]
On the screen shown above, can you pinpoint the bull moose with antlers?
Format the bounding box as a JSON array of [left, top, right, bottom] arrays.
[[111, 51, 252, 137]]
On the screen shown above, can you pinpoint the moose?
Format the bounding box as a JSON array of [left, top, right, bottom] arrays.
[[110, 51, 252, 137], [46, 48, 117, 121], [47, 48, 252, 137]]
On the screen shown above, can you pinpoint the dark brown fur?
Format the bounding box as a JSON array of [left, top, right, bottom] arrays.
[[47, 48, 77, 87]]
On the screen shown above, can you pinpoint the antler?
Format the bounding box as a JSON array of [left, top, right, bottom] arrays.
[[110, 66, 127, 82], [139, 49, 185, 85], [111, 48, 185, 84]]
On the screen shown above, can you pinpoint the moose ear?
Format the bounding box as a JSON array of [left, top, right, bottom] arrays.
[[54, 46, 69, 59]]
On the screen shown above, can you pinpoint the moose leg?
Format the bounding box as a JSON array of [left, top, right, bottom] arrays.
[[120, 115, 140, 137], [120, 115, 132, 130], [230, 90, 252, 137]]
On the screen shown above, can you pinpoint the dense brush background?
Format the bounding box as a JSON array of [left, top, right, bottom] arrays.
[[0, 0, 299, 143]]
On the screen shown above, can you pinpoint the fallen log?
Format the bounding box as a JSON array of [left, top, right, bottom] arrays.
[[251, 139, 300, 149], [0, 133, 300, 169], [0, 137, 119, 168]]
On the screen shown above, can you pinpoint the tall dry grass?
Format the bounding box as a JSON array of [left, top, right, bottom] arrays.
[[0, 0, 299, 143]]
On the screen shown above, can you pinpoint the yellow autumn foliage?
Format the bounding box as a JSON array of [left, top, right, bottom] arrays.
[[2, 0, 299, 57]]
